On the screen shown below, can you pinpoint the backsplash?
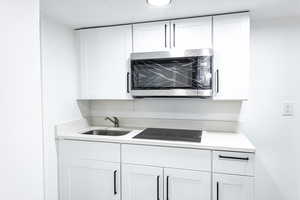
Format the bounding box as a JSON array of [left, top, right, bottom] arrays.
[[78, 99, 243, 132]]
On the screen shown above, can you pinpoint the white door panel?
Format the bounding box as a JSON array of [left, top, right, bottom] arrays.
[[60, 159, 120, 200], [133, 21, 170, 52], [164, 168, 211, 200], [213, 13, 250, 100], [171, 17, 212, 49], [77, 25, 132, 99], [213, 174, 254, 200], [122, 164, 163, 200]]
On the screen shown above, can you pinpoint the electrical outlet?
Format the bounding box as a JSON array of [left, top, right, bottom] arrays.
[[282, 102, 294, 116]]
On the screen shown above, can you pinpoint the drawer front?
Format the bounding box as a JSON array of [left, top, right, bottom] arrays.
[[122, 144, 211, 171], [59, 140, 120, 163], [213, 151, 254, 176]]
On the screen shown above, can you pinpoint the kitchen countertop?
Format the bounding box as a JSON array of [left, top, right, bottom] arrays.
[[56, 124, 256, 153]]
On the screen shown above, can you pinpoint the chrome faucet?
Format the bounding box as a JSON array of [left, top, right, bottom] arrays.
[[105, 116, 120, 128]]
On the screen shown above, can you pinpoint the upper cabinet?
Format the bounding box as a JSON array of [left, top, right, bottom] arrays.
[[170, 17, 212, 49], [213, 13, 250, 100], [133, 17, 212, 52], [133, 21, 170, 52], [77, 25, 132, 99], [76, 12, 250, 100]]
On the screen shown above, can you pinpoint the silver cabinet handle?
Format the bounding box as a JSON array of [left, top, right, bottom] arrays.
[[127, 72, 130, 93]]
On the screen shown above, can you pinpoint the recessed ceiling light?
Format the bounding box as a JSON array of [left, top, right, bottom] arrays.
[[147, 0, 172, 7]]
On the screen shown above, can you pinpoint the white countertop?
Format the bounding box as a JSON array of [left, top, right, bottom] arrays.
[[56, 125, 256, 153]]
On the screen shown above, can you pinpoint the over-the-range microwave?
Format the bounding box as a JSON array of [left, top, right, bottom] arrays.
[[129, 49, 213, 98]]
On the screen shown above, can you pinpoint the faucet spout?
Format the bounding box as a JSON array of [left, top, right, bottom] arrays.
[[105, 116, 120, 127]]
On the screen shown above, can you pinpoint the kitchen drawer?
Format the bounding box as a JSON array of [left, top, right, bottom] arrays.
[[59, 140, 120, 163], [213, 151, 254, 176], [122, 144, 211, 171]]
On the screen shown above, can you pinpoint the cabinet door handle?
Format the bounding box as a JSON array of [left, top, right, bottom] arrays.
[[173, 23, 176, 48], [164, 24, 167, 48], [217, 182, 219, 200], [157, 176, 160, 200], [166, 176, 169, 200], [216, 69, 219, 93], [127, 72, 130, 93], [219, 155, 249, 161], [113, 170, 117, 195]]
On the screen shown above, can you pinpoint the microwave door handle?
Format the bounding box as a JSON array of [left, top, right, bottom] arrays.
[[164, 24, 167, 48], [127, 72, 130, 93], [173, 23, 176, 48]]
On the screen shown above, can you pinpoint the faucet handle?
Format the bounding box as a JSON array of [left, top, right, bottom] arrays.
[[113, 116, 119, 122], [113, 117, 120, 127]]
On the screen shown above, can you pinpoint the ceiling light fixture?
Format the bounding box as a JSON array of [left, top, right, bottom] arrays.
[[147, 0, 172, 7]]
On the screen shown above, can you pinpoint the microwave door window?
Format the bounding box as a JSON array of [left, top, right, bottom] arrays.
[[132, 58, 198, 90]]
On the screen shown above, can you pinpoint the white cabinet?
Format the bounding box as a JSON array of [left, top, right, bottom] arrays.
[[58, 140, 121, 200], [133, 17, 212, 52], [213, 151, 255, 176], [58, 141, 255, 200], [122, 164, 211, 200], [213, 174, 254, 200], [170, 17, 212, 49], [213, 13, 250, 100], [122, 164, 163, 200], [60, 159, 120, 200], [77, 25, 132, 99], [133, 21, 170, 52], [164, 168, 211, 200]]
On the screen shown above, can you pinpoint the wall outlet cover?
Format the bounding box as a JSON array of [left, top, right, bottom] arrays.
[[282, 102, 294, 116]]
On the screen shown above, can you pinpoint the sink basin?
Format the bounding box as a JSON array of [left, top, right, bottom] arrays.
[[81, 129, 130, 136]]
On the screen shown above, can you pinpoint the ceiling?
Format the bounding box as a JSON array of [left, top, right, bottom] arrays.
[[41, 0, 300, 29]]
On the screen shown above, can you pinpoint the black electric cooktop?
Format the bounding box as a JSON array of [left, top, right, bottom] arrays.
[[133, 128, 202, 143]]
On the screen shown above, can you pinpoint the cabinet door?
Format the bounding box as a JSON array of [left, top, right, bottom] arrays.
[[60, 159, 120, 200], [133, 21, 170, 52], [122, 164, 163, 200], [213, 13, 250, 100], [77, 25, 132, 99], [164, 168, 211, 200], [171, 17, 212, 49], [213, 174, 254, 200]]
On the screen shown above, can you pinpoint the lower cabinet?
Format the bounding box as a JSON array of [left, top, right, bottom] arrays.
[[213, 174, 254, 200], [58, 140, 255, 200], [122, 164, 163, 200], [60, 156, 120, 200], [122, 164, 211, 200], [164, 168, 211, 200]]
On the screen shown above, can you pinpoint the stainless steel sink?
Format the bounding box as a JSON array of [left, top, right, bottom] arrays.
[[81, 129, 130, 136]]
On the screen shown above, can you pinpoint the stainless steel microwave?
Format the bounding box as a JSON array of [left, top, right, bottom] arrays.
[[129, 49, 213, 98]]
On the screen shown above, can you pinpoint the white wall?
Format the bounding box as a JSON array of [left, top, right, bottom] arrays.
[[240, 17, 300, 200], [41, 16, 82, 200], [0, 1, 44, 200]]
